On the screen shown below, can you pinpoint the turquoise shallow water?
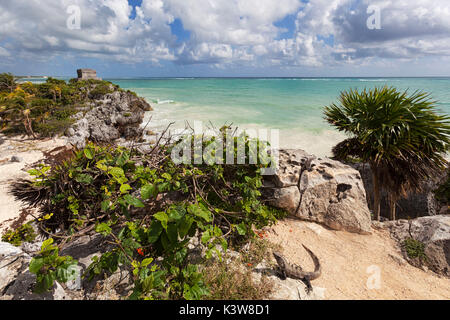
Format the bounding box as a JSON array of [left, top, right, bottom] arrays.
[[109, 78, 450, 156]]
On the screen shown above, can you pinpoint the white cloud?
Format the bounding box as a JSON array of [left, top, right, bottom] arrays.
[[0, 0, 450, 71], [0, 0, 175, 63]]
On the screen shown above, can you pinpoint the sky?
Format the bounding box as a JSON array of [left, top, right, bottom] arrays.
[[1, 0, 450, 78]]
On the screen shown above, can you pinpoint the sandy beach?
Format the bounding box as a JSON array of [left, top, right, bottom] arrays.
[[0, 135, 66, 233]]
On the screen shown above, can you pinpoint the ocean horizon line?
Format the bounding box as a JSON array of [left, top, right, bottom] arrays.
[[22, 75, 450, 81]]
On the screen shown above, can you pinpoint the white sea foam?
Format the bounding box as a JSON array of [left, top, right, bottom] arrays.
[[156, 99, 175, 105]]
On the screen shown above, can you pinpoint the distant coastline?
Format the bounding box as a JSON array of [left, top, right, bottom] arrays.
[[111, 77, 450, 157]]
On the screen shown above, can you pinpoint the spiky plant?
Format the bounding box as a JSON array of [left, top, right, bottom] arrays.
[[324, 86, 450, 220]]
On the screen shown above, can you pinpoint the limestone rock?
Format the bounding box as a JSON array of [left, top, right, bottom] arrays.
[[67, 89, 152, 148], [0, 242, 71, 300], [272, 149, 312, 187], [387, 215, 450, 276], [269, 186, 300, 215], [0, 242, 31, 295], [265, 149, 372, 234]]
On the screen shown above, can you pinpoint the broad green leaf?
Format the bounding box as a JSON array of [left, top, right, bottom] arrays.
[[96, 160, 108, 172], [201, 230, 211, 244], [160, 232, 170, 250], [147, 221, 163, 243], [187, 204, 212, 222], [120, 183, 132, 194], [84, 148, 94, 160], [56, 262, 78, 283], [96, 223, 112, 236], [101, 200, 110, 212], [178, 216, 193, 239], [41, 238, 54, 252], [29, 257, 44, 274], [124, 194, 145, 208], [27, 169, 41, 176], [75, 173, 93, 184], [166, 223, 178, 243], [141, 184, 158, 200], [141, 258, 154, 268], [109, 167, 128, 184], [236, 222, 247, 236], [168, 205, 185, 221], [153, 211, 168, 229]]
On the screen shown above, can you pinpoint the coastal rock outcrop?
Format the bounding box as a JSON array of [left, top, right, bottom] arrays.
[[67, 90, 152, 148], [264, 149, 372, 234], [385, 215, 450, 277]]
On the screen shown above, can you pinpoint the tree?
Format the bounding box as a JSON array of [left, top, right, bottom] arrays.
[[0, 73, 17, 93], [324, 86, 450, 221]]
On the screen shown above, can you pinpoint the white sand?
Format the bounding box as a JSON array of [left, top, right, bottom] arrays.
[[0, 135, 67, 233], [265, 218, 450, 300]]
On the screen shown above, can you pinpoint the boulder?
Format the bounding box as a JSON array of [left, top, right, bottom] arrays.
[[264, 149, 372, 234], [386, 215, 450, 276], [67, 90, 152, 148], [0, 242, 71, 300], [0, 242, 30, 295]]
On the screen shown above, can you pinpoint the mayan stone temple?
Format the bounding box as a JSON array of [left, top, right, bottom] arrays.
[[77, 68, 102, 81]]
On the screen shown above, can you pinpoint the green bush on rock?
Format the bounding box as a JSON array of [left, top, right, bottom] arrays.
[[0, 74, 132, 137]]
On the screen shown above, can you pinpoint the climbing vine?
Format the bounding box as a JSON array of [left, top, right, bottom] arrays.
[[12, 130, 286, 299]]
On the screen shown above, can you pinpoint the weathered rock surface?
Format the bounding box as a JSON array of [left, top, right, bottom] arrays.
[[264, 149, 372, 234], [351, 163, 446, 219], [385, 215, 450, 276], [67, 90, 152, 148], [0, 233, 130, 300]]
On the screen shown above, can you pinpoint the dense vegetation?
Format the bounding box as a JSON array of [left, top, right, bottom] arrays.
[[10, 129, 286, 299], [324, 86, 450, 221], [1, 222, 36, 246], [0, 73, 122, 137]]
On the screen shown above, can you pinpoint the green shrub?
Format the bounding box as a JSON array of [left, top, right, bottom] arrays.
[[15, 132, 284, 300], [29, 238, 79, 293], [88, 83, 114, 99], [0, 77, 137, 137], [0, 73, 17, 93], [402, 238, 427, 260], [1, 223, 37, 246]]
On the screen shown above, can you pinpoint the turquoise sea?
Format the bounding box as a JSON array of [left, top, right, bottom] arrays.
[[108, 78, 450, 157]]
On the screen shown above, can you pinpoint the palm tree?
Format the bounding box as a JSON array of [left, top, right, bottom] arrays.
[[324, 86, 450, 221]]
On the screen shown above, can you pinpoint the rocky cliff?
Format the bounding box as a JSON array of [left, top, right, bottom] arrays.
[[66, 90, 152, 148]]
